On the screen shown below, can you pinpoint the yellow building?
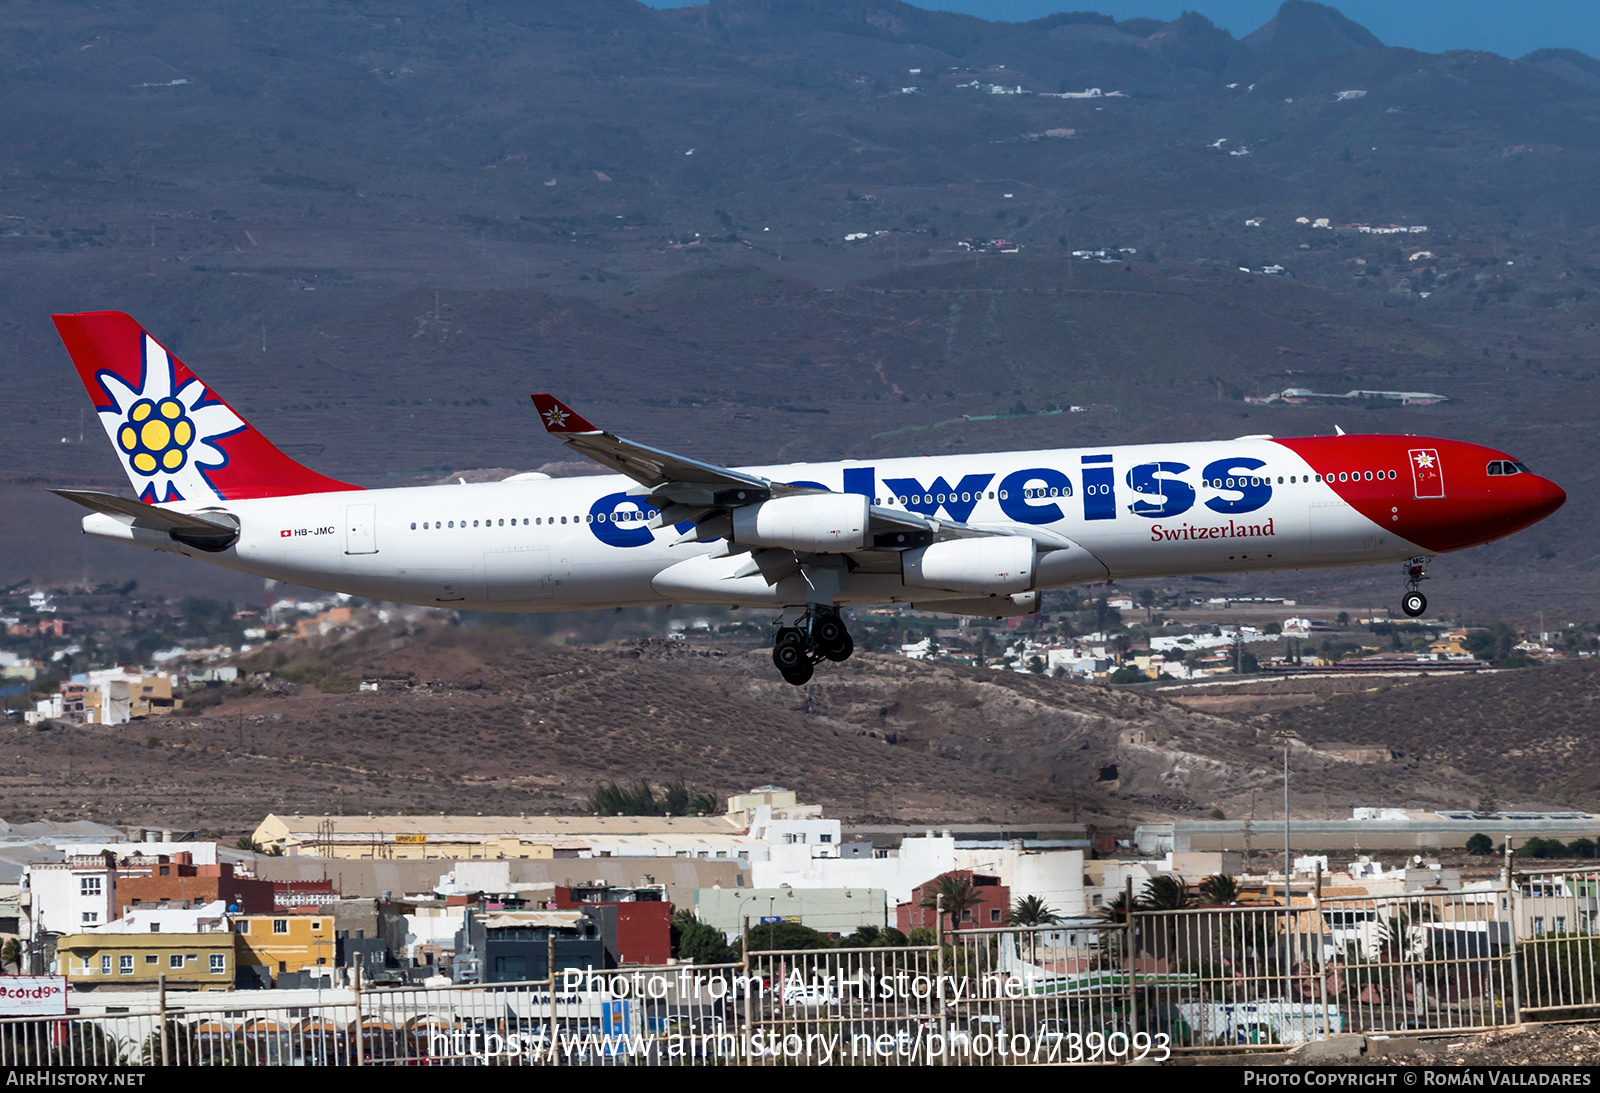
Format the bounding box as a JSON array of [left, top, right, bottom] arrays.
[[250, 812, 753, 860], [232, 913, 336, 976], [57, 932, 234, 991]]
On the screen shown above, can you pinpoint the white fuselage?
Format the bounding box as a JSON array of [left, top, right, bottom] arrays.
[[81, 439, 1421, 611]]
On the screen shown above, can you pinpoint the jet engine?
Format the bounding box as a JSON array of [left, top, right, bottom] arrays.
[[901, 536, 1036, 595], [730, 494, 869, 553]]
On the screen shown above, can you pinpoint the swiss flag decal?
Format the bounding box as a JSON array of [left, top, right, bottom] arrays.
[[1409, 449, 1445, 499]]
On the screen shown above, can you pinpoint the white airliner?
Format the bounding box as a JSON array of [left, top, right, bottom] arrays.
[[53, 311, 1565, 684]]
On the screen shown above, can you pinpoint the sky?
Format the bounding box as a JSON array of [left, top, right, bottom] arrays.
[[641, 1, 1596, 61]]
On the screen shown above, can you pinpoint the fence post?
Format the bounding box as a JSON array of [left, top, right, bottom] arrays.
[[741, 915, 753, 1059], [353, 958, 364, 1067], [1124, 874, 1136, 1055], [1506, 847, 1521, 1026], [1315, 862, 1330, 1040], [547, 935, 558, 1065], [936, 894, 949, 1053], [157, 973, 168, 1067]]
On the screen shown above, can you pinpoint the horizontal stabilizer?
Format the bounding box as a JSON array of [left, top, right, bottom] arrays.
[[52, 489, 240, 552]]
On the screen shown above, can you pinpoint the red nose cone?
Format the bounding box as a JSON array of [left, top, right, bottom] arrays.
[[1526, 475, 1566, 524]]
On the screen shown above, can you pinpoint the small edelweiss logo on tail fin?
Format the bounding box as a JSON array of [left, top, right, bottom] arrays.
[[543, 407, 569, 428]]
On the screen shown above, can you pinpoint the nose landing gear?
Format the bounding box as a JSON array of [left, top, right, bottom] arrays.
[[1400, 556, 1431, 618], [771, 606, 854, 685]]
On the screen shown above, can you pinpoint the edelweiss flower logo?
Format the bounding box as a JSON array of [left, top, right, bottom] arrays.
[[97, 337, 245, 502], [543, 407, 569, 429], [118, 397, 196, 475], [1413, 451, 1435, 469]]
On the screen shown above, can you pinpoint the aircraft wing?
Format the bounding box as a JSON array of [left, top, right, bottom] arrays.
[[532, 394, 779, 498], [531, 393, 1016, 550]]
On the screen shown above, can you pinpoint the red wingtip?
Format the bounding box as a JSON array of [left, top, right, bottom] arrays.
[[531, 393, 600, 434]]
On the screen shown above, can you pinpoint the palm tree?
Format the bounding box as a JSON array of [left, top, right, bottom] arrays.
[[1198, 874, 1240, 906], [1010, 895, 1058, 927], [1141, 874, 1192, 911], [1377, 900, 1437, 963], [920, 874, 988, 932], [1097, 889, 1145, 924]]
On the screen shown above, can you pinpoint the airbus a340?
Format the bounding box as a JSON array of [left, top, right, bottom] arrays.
[[52, 311, 1565, 684]]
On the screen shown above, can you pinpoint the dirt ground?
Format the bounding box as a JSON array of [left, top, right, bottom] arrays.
[[1180, 1022, 1600, 1066]]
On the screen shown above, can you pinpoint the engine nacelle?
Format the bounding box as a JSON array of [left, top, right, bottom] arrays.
[[730, 493, 869, 553], [901, 536, 1036, 595]]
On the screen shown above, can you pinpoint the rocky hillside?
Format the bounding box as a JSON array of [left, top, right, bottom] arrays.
[[15, 622, 1592, 833]]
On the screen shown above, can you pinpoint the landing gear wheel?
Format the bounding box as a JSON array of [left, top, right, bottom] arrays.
[[822, 631, 854, 662], [814, 614, 847, 650], [813, 611, 854, 662], [1400, 556, 1431, 619], [779, 659, 814, 686], [772, 628, 806, 674]]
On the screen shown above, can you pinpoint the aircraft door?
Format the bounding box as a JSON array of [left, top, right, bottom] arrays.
[[345, 504, 377, 554]]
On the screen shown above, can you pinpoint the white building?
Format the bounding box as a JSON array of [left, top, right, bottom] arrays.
[[751, 833, 1087, 917], [22, 859, 118, 937], [751, 833, 958, 906], [98, 900, 229, 935], [749, 806, 841, 857], [401, 904, 466, 965], [696, 886, 888, 938]]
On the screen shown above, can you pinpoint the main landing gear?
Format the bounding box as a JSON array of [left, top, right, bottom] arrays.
[[1400, 556, 1431, 618], [772, 606, 854, 685]]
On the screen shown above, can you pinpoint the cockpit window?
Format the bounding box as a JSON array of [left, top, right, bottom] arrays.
[[1486, 460, 1530, 476]]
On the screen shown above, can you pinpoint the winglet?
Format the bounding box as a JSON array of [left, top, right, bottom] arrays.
[[531, 393, 601, 435]]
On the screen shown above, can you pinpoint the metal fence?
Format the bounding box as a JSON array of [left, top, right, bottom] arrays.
[[1515, 866, 1600, 1017], [14, 857, 1600, 1064]]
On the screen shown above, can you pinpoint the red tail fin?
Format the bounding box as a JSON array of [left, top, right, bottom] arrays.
[[55, 311, 358, 502]]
